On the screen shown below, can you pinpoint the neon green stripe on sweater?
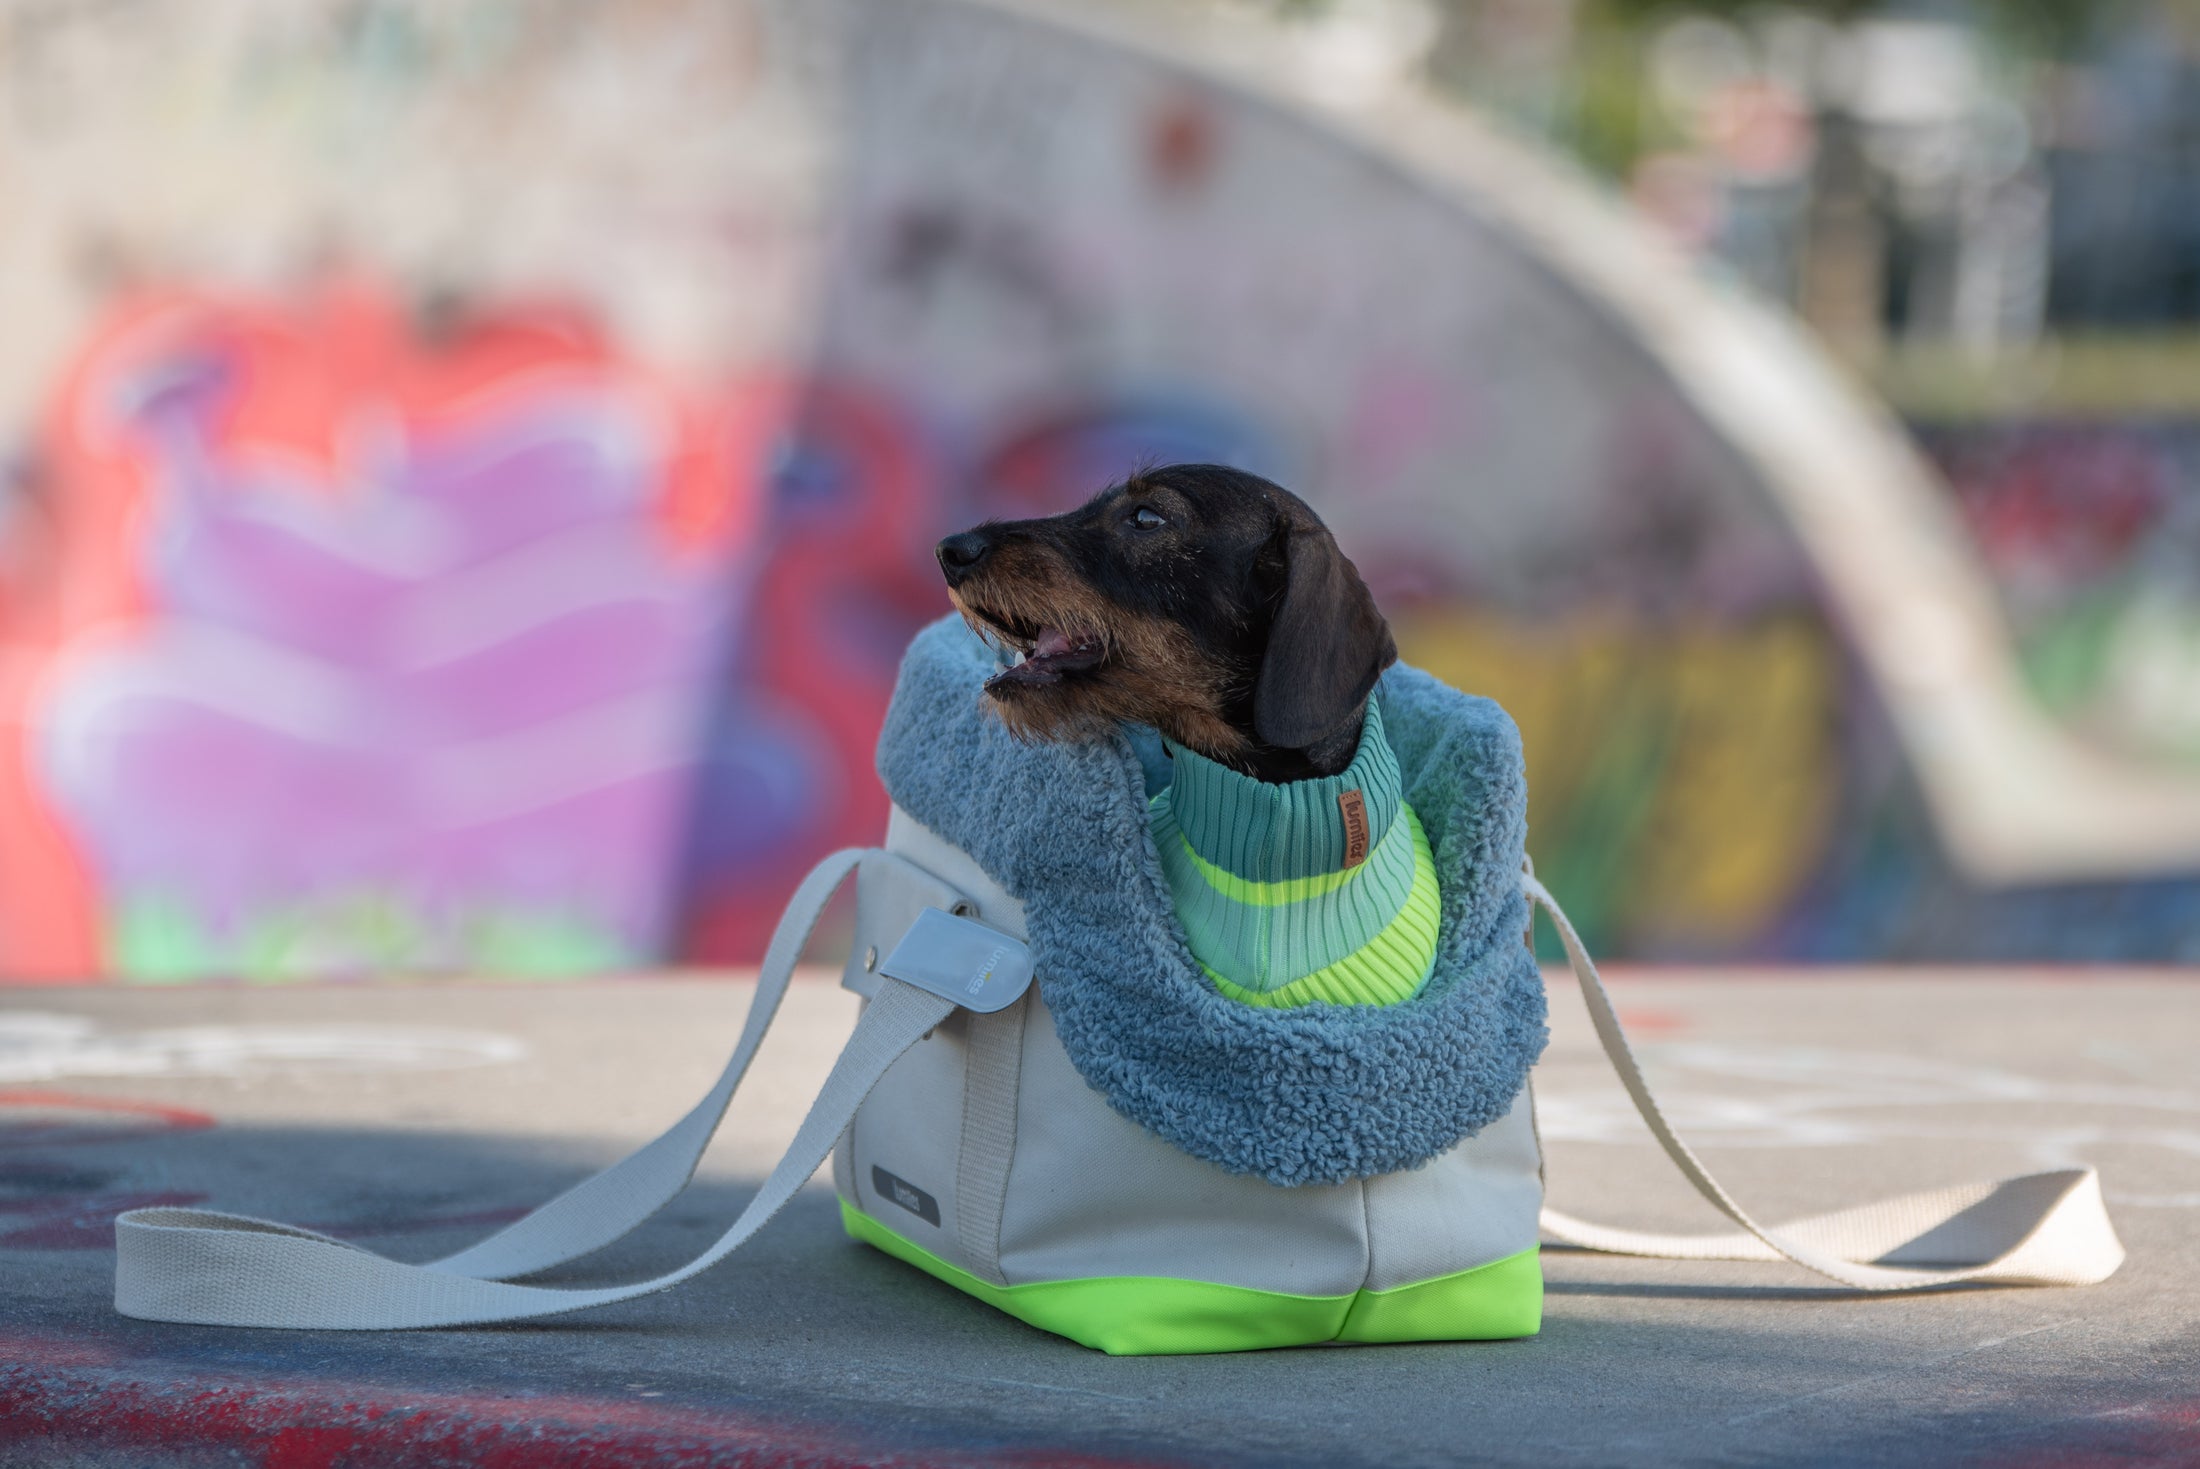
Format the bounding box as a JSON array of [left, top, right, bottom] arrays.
[[1149, 700, 1440, 1008], [1202, 811, 1441, 1008]]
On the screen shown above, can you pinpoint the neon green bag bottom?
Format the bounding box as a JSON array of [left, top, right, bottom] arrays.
[[843, 1202, 1542, 1356]]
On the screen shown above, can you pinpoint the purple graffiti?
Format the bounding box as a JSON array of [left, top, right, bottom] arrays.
[[39, 347, 739, 976]]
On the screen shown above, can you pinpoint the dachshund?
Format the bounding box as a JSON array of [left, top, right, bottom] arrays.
[[935, 464, 1395, 783]]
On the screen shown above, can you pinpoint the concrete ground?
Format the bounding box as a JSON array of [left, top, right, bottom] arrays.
[[1, 968, 2195, 1468]]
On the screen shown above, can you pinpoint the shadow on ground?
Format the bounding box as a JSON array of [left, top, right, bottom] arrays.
[[4, 1118, 2196, 1468]]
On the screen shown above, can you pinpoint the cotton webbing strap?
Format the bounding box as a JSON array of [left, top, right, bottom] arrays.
[[113, 848, 956, 1329], [1525, 873, 2124, 1290], [110, 849, 2122, 1330]]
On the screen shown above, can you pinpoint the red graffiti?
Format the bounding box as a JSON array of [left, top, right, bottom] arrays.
[[0, 1089, 217, 1149], [0, 280, 766, 979], [1946, 431, 2167, 585]]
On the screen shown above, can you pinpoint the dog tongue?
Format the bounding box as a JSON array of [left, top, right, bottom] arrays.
[[1032, 627, 1077, 659]]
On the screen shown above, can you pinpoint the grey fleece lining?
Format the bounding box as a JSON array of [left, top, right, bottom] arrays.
[[876, 616, 1548, 1187]]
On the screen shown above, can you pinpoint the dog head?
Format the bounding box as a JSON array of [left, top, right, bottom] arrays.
[[935, 464, 1395, 781]]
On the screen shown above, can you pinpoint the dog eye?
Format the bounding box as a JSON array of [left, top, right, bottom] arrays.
[[1128, 506, 1167, 530]]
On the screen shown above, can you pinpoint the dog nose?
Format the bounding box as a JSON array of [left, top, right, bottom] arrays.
[[936, 531, 993, 585]]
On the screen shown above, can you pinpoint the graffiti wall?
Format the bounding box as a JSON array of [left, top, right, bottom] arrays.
[[0, 0, 815, 979], [1924, 422, 2200, 764], [3, 286, 762, 978], [4, 0, 2197, 980]]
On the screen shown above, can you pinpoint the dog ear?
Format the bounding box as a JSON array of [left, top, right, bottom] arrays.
[[1252, 517, 1397, 753]]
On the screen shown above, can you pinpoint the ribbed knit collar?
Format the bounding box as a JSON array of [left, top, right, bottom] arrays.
[[1163, 699, 1401, 884]]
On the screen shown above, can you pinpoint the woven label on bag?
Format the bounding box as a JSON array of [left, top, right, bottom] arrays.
[[876, 907, 1035, 1014]]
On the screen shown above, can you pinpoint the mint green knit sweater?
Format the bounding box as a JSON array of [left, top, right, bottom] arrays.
[[1148, 700, 1440, 1008]]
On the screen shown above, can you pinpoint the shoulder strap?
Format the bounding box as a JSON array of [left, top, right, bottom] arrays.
[[114, 852, 2120, 1326], [1524, 873, 2124, 1289], [113, 848, 958, 1329]]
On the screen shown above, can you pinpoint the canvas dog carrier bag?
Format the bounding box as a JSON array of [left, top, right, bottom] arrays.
[[112, 621, 2124, 1352]]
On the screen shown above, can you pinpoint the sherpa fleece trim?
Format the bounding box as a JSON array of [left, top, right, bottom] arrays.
[[875, 615, 1549, 1188]]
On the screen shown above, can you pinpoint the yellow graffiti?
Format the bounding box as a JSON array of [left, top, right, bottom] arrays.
[[1396, 611, 1837, 949]]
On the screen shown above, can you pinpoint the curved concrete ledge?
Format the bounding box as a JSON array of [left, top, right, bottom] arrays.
[[980, 0, 2200, 884]]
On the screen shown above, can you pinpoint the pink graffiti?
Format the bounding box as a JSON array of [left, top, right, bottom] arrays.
[[20, 285, 764, 976]]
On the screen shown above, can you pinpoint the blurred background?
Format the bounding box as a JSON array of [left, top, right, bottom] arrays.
[[3, 0, 2198, 983]]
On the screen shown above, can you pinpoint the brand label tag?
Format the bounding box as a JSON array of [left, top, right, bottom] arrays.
[[875, 907, 1034, 1014], [871, 1165, 941, 1226], [1339, 789, 1370, 868]]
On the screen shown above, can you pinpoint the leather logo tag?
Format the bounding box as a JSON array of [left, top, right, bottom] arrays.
[[1338, 789, 1370, 868]]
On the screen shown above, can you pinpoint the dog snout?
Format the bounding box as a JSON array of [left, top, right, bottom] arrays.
[[936, 530, 994, 586]]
